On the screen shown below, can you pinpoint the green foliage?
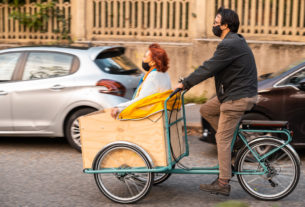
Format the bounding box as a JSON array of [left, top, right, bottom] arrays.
[[214, 200, 249, 207], [184, 94, 207, 104], [3, 0, 26, 6], [9, 0, 71, 41], [191, 65, 198, 71]]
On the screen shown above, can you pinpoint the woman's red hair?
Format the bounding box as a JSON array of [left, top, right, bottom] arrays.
[[149, 43, 169, 72]]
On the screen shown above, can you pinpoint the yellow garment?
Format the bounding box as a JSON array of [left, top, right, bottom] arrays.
[[118, 90, 182, 120]]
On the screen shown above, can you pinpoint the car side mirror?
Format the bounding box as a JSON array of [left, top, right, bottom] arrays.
[[298, 78, 305, 91]]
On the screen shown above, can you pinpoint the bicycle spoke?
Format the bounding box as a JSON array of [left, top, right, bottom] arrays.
[[272, 152, 287, 162], [124, 178, 137, 196], [126, 175, 146, 187], [276, 173, 295, 179], [246, 176, 262, 184]]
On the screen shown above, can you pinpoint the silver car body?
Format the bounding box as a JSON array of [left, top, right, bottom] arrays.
[[0, 46, 142, 137]]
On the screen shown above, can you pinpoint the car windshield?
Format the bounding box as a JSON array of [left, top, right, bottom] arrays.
[[95, 54, 141, 75], [261, 59, 305, 79]]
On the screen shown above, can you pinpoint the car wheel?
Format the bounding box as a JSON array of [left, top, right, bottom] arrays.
[[200, 117, 216, 143], [65, 108, 97, 152]]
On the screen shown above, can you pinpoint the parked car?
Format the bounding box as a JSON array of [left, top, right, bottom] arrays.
[[0, 46, 142, 151], [201, 59, 305, 148]]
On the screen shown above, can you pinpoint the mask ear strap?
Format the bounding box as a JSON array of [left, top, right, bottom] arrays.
[[149, 60, 156, 67], [221, 24, 228, 30]]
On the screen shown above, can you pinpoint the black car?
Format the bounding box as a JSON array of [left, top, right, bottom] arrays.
[[201, 59, 305, 148]]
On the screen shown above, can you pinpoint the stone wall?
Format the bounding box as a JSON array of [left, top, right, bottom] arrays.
[[1, 39, 304, 101], [117, 40, 305, 100]]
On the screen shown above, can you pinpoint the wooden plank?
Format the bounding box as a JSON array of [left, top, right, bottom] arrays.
[[95, 0, 99, 28], [126, 0, 130, 35], [237, 0, 243, 27], [119, 0, 124, 31], [285, 0, 291, 29], [0, 6, 3, 33], [300, 0, 305, 29], [169, 1, 173, 31], [292, 0, 298, 35], [86, 0, 94, 39], [217, 0, 222, 9], [101, 0, 106, 30], [243, 0, 249, 31], [174, 1, 179, 37], [47, 1, 53, 39], [264, 0, 270, 32], [162, 0, 167, 37], [258, 0, 263, 27], [278, 0, 284, 34], [143, 1, 148, 30], [136, 0, 142, 34], [271, 0, 276, 27], [250, 0, 256, 33], [231, 0, 236, 11], [181, 1, 186, 30], [113, 0, 118, 29], [131, 0, 135, 31], [156, 1, 161, 29], [80, 109, 184, 169], [224, 0, 229, 8]]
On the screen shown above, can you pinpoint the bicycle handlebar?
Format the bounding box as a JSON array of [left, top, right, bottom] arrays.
[[169, 88, 183, 99]]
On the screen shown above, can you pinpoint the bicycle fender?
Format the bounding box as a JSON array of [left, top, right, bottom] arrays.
[[238, 137, 301, 166]]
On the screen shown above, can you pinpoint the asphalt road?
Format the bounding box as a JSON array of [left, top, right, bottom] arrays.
[[1, 136, 305, 207]]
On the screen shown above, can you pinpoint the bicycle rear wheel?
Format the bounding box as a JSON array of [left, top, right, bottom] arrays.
[[93, 143, 154, 204], [235, 139, 300, 201]]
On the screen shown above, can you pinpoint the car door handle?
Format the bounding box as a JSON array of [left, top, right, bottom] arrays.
[[0, 90, 8, 95], [50, 85, 65, 90]]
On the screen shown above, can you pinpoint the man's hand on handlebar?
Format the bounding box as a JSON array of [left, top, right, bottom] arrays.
[[174, 83, 184, 91]]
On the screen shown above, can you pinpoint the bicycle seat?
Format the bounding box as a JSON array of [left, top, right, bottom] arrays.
[[241, 120, 289, 130]]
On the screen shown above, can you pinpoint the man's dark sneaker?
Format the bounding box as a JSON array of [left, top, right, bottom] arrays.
[[199, 178, 230, 196]]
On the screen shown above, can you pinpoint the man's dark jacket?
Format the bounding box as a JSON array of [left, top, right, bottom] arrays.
[[182, 32, 258, 103]]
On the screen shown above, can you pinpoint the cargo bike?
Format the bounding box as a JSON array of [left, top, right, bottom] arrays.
[[79, 89, 300, 204]]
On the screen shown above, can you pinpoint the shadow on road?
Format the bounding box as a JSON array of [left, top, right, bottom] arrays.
[[0, 137, 70, 149], [1, 136, 305, 162]]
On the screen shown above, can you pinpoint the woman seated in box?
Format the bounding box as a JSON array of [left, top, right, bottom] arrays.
[[110, 43, 171, 119]]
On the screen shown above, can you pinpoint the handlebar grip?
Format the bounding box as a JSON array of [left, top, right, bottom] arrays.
[[169, 88, 183, 98]]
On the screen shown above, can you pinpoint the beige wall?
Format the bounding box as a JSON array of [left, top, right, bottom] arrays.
[[1, 39, 304, 100], [102, 40, 305, 99]]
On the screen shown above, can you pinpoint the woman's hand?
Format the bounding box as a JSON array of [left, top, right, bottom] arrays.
[[110, 107, 120, 119]]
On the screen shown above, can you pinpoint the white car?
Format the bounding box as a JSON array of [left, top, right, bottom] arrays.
[[0, 46, 142, 151]]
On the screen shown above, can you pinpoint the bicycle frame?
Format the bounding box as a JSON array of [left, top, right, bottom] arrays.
[[84, 90, 293, 175]]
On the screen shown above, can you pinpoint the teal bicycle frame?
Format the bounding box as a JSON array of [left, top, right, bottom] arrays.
[[84, 90, 293, 176]]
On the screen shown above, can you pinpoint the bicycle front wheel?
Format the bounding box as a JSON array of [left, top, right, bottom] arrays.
[[93, 143, 154, 204], [236, 139, 300, 201]]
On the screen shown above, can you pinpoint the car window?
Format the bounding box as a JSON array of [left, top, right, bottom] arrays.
[[260, 59, 305, 81], [0, 53, 21, 82], [279, 68, 305, 86], [95, 54, 141, 75], [22, 52, 73, 80]]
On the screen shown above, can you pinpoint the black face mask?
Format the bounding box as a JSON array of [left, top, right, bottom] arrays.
[[142, 61, 151, 71], [212, 25, 222, 37]]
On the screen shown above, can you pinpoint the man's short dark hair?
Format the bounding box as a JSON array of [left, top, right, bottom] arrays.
[[217, 7, 240, 33]]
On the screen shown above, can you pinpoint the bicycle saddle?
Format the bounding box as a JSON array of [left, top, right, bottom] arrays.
[[241, 120, 289, 129]]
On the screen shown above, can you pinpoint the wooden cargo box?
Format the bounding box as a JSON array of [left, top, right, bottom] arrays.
[[79, 109, 185, 169]]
